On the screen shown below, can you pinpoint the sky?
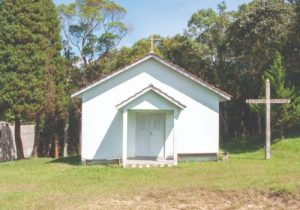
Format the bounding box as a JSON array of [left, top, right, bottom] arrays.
[[54, 0, 251, 47]]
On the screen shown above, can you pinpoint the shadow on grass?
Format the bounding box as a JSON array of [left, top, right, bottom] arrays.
[[47, 156, 121, 168], [221, 134, 265, 154], [231, 156, 265, 160], [48, 156, 81, 165], [220, 133, 294, 155]]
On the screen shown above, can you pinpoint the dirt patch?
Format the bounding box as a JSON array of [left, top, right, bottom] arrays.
[[85, 188, 300, 210]]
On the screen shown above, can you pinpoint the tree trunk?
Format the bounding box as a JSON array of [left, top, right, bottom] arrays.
[[15, 116, 24, 160], [47, 141, 51, 157], [31, 114, 40, 158], [257, 115, 262, 134], [63, 117, 69, 157], [280, 126, 285, 140], [54, 134, 59, 158]]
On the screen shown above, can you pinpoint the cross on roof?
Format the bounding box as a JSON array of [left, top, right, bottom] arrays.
[[246, 79, 290, 160], [149, 35, 161, 53]]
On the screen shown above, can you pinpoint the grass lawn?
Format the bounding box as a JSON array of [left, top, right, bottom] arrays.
[[0, 137, 299, 209]]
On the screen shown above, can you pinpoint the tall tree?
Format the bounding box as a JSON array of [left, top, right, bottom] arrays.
[[187, 2, 232, 65], [222, 0, 295, 138], [283, 0, 300, 90], [57, 0, 128, 157], [0, 0, 67, 159], [0, 0, 47, 159], [262, 51, 300, 138], [33, 1, 68, 158], [58, 0, 128, 86], [227, 0, 294, 85]]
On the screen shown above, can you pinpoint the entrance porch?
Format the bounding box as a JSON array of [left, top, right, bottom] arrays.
[[122, 110, 178, 168], [116, 85, 186, 168]]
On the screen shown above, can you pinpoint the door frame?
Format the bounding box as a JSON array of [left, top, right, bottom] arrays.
[[124, 109, 179, 167]]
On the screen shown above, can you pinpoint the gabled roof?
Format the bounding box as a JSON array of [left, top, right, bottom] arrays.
[[116, 84, 186, 110], [71, 53, 231, 101]]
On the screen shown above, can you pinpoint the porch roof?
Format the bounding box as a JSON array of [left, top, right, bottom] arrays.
[[115, 84, 186, 110]]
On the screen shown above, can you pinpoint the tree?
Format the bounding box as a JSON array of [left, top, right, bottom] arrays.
[[220, 0, 296, 138], [33, 1, 69, 158], [226, 0, 295, 98], [227, 0, 294, 79], [187, 2, 233, 63], [161, 35, 213, 80], [0, 0, 67, 159], [58, 0, 128, 86], [58, 0, 128, 157], [263, 51, 300, 138], [283, 0, 300, 90], [0, 0, 47, 159]]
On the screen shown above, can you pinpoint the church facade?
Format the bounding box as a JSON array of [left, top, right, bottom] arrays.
[[72, 54, 231, 167]]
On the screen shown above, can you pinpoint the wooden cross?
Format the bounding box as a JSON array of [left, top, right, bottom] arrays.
[[246, 79, 290, 160], [149, 35, 161, 53]]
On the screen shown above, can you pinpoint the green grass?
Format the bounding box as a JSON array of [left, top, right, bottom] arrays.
[[0, 137, 300, 209]]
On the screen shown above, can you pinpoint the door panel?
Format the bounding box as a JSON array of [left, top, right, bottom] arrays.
[[135, 112, 165, 157], [135, 113, 149, 156], [149, 113, 165, 157]]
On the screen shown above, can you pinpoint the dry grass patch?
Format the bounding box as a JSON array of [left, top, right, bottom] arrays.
[[75, 188, 300, 210]]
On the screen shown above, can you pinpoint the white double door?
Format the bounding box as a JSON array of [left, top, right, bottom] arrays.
[[135, 112, 165, 158]]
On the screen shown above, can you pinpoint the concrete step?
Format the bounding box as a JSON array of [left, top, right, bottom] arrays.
[[126, 163, 174, 168]]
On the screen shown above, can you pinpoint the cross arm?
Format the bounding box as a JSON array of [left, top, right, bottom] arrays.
[[269, 99, 290, 104], [246, 99, 290, 104], [246, 99, 267, 104]]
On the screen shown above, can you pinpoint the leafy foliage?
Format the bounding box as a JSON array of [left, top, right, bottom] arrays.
[[221, 0, 297, 138], [0, 1, 48, 118], [263, 51, 300, 137], [58, 0, 128, 86], [187, 1, 232, 61], [0, 0, 68, 158]]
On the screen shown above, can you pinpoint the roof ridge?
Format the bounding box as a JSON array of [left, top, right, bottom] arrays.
[[71, 53, 231, 100]]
